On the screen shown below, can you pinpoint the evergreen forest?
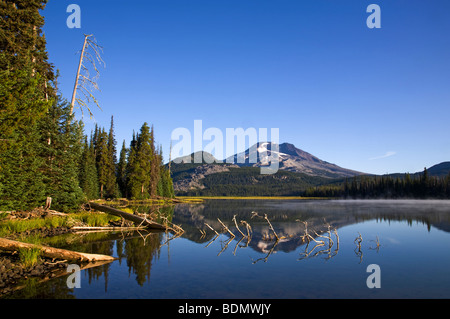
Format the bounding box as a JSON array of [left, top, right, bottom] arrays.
[[0, 0, 174, 213]]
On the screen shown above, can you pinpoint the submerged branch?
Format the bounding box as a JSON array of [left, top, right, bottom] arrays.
[[205, 223, 219, 236], [217, 218, 235, 238], [232, 215, 246, 238]]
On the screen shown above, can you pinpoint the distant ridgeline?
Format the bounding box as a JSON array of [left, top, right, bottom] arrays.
[[170, 147, 450, 199], [306, 165, 450, 199], [172, 165, 330, 197], [304, 163, 450, 199]]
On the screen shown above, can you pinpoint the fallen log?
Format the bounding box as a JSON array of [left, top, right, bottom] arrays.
[[88, 202, 168, 231], [0, 238, 116, 262], [72, 226, 147, 232]]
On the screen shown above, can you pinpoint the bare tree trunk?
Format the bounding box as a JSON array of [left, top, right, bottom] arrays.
[[69, 34, 104, 117], [70, 34, 89, 114], [44, 197, 52, 210], [88, 202, 168, 231]]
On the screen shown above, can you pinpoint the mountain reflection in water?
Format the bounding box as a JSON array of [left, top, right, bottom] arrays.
[[5, 199, 450, 299], [173, 199, 450, 254]]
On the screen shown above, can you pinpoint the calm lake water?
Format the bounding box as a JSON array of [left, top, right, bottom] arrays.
[[4, 199, 450, 299]]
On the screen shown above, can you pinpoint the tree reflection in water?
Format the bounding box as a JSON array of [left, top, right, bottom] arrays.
[[84, 205, 176, 289]]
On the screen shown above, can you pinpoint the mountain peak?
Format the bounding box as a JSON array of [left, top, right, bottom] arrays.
[[172, 151, 221, 164], [171, 142, 363, 178], [226, 141, 362, 178]]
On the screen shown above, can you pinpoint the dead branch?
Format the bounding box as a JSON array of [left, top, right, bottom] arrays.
[[263, 214, 279, 241], [232, 215, 246, 238], [44, 197, 52, 210], [217, 218, 235, 238], [313, 228, 334, 248], [233, 236, 245, 256], [198, 228, 206, 239], [251, 212, 281, 241], [205, 223, 219, 236], [298, 220, 324, 245], [369, 236, 380, 252], [218, 236, 234, 256], [333, 228, 340, 248], [250, 211, 260, 219], [354, 232, 363, 263], [46, 210, 68, 217], [252, 241, 279, 264], [88, 202, 167, 231], [240, 220, 252, 239], [354, 232, 363, 249], [160, 216, 184, 235], [160, 232, 183, 248], [299, 242, 327, 260], [205, 234, 219, 248], [298, 220, 309, 243], [70, 34, 105, 118], [137, 229, 154, 246]]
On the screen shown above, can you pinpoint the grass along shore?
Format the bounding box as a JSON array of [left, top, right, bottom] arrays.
[[0, 211, 121, 239], [0, 209, 122, 268]]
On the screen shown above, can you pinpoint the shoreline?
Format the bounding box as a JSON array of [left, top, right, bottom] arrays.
[[176, 196, 450, 201], [177, 196, 330, 201]]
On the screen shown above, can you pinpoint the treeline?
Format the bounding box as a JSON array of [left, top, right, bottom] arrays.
[[80, 119, 174, 201], [304, 169, 450, 199], [0, 0, 173, 212], [175, 167, 327, 196]]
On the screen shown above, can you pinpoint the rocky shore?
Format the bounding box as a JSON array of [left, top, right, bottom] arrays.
[[0, 209, 75, 297], [0, 253, 70, 297]]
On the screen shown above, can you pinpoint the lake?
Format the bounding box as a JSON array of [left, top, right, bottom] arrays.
[[4, 199, 450, 299]]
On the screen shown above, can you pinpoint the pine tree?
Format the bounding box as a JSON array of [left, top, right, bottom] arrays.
[[0, 117, 46, 210], [92, 124, 99, 156], [0, 66, 52, 210], [37, 97, 84, 211], [130, 123, 153, 199], [120, 124, 175, 200], [156, 146, 174, 198], [79, 136, 99, 200], [126, 131, 139, 199], [0, 0, 54, 97], [158, 166, 174, 198], [0, 63, 53, 210], [0, 0, 55, 210], [105, 116, 118, 198], [117, 140, 128, 198], [95, 128, 109, 199], [107, 116, 117, 165], [149, 125, 159, 197], [91, 119, 120, 199]]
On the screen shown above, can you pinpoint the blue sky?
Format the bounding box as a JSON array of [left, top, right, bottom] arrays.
[[42, 0, 450, 175]]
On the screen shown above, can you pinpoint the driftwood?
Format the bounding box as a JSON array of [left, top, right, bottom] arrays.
[[0, 238, 116, 262], [88, 202, 167, 231], [72, 226, 147, 232], [205, 223, 219, 236], [217, 218, 235, 238]]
